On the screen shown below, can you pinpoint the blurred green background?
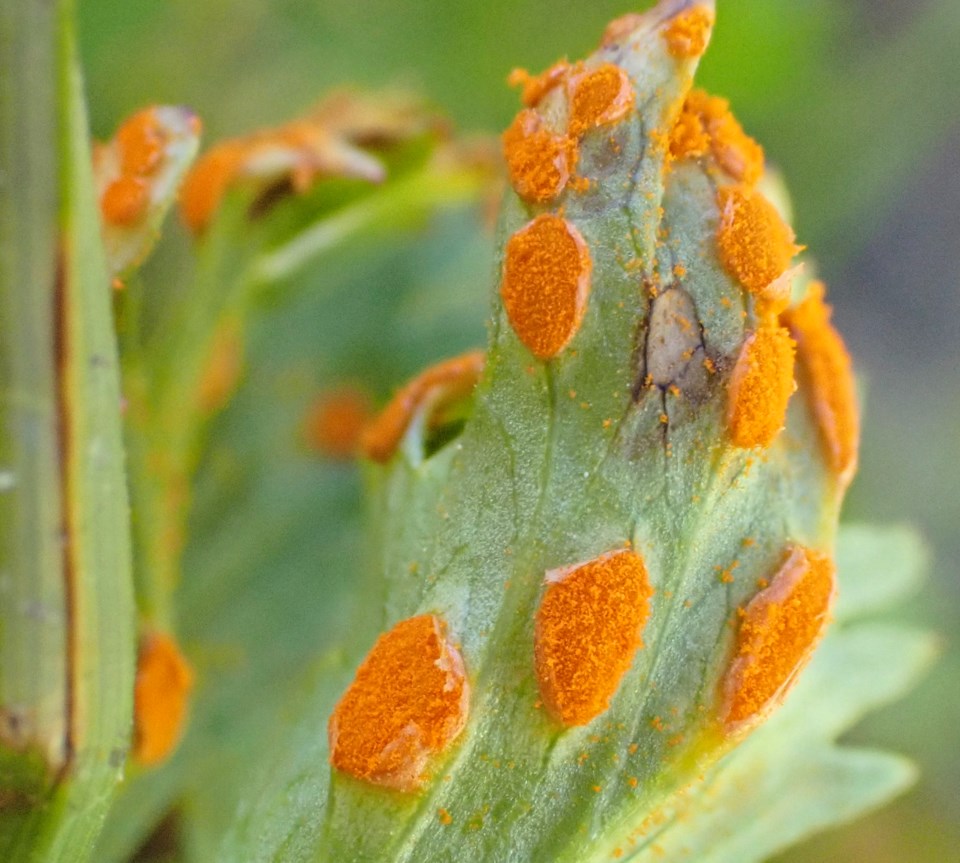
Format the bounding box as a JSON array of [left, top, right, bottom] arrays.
[[77, 0, 959, 860]]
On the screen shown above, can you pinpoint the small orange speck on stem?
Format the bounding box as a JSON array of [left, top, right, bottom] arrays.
[[101, 175, 150, 225], [501, 214, 592, 359], [781, 282, 860, 485], [360, 350, 485, 464], [716, 186, 801, 295], [196, 318, 243, 414], [535, 549, 654, 726], [328, 614, 469, 791], [133, 631, 194, 767], [662, 5, 714, 58], [722, 547, 835, 729], [727, 324, 796, 448], [304, 386, 373, 459]]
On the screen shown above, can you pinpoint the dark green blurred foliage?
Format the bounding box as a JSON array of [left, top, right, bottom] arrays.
[[77, 1, 960, 860]]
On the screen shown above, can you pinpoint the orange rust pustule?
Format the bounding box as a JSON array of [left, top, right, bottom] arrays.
[[501, 214, 592, 360], [502, 109, 576, 203], [568, 64, 635, 137], [196, 318, 243, 414], [360, 350, 485, 464], [727, 324, 796, 448], [133, 631, 194, 767], [722, 547, 836, 729], [508, 61, 571, 108], [101, 176, 151, 225], [662, 5, 715, 58], [670, 90, 764, 187], [535, 550, 654, 727], [781, 283, 860, 485], [328, 614, 469, 791], [304, 386, 373, 459], [716, 186, 801, 295], [179, 142, 247, 234], [116, 107, 165, 176]]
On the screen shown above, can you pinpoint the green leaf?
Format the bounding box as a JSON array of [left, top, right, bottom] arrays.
[[1, 1, 135, 859]]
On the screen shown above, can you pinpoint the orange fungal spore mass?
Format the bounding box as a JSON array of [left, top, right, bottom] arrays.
[[328, 614, 469, 791], [535, 549, 654, 726], [568, 64, 635, 136], [670, 91, 764, 187], [782, 283, 859, 485], [501, 214, 592, 360], [716, 186, 801, 294], [722, 547, 835, 728], [502, 109, 576, 203], [508, 61, 571, 108], [360, 350, 485, 463], [133, 631, 194, 767], [304, 386, 373, 459], [116, 108, 165, 176], [662, 5, 714, 58], [101, 176, 150, 225], [727, 324, 796, 448], [179, 142, 247, 234]]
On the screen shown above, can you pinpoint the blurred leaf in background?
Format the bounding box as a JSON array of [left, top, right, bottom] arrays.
[[76, 1, 960, 860]]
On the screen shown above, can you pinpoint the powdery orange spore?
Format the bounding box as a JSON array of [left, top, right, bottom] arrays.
[[196, 318, 243, 414], [716, 186, 801, 294], [501, 214, 592, 359], [722, 547, 835, 729], [133, 632, 194, 767], [101, 176, 150, 226], [662, 5, 714, 58], [360, 350, 485, 464], [116, 107, 165, 176], [670, 91, 764, 187], [508, 61, 571, 108], [568, 64, 635, 136], [178, 142, 247, 234], [304, 386, 373, 459], [328, 614, 469, 791], [535, 549, 654, 726], [781, 283, 860, 485], [502, 109, 576, 203], [727, 325, 796, 448]]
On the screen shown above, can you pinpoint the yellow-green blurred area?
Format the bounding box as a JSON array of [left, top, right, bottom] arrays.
[[78, 1, 959, 860]]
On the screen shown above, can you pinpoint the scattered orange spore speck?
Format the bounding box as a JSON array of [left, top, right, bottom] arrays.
[[722, 547, 836, 728], [360, 350, 485, 464], [501, 214, 592, 359], [662, 5, 714, 58], [535, 549, 654, 727], [101, 175, 150, 225], [196, 317, 243, 414], [568, 64, 635, 136], [328, 614, 469, 791], [727, 324, 796, 448], [304, 385, 373, 459], [502, 109, 576, 203], [670, 91, 764, 187], [179, 141, 247, 234], [781, 282, 860, 485], [716, 186, 801, 294], [508, 61, 572, 107], [133, 631, 194, 767], [438, 807, 453, 826], [116, 107, 165, 176]]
